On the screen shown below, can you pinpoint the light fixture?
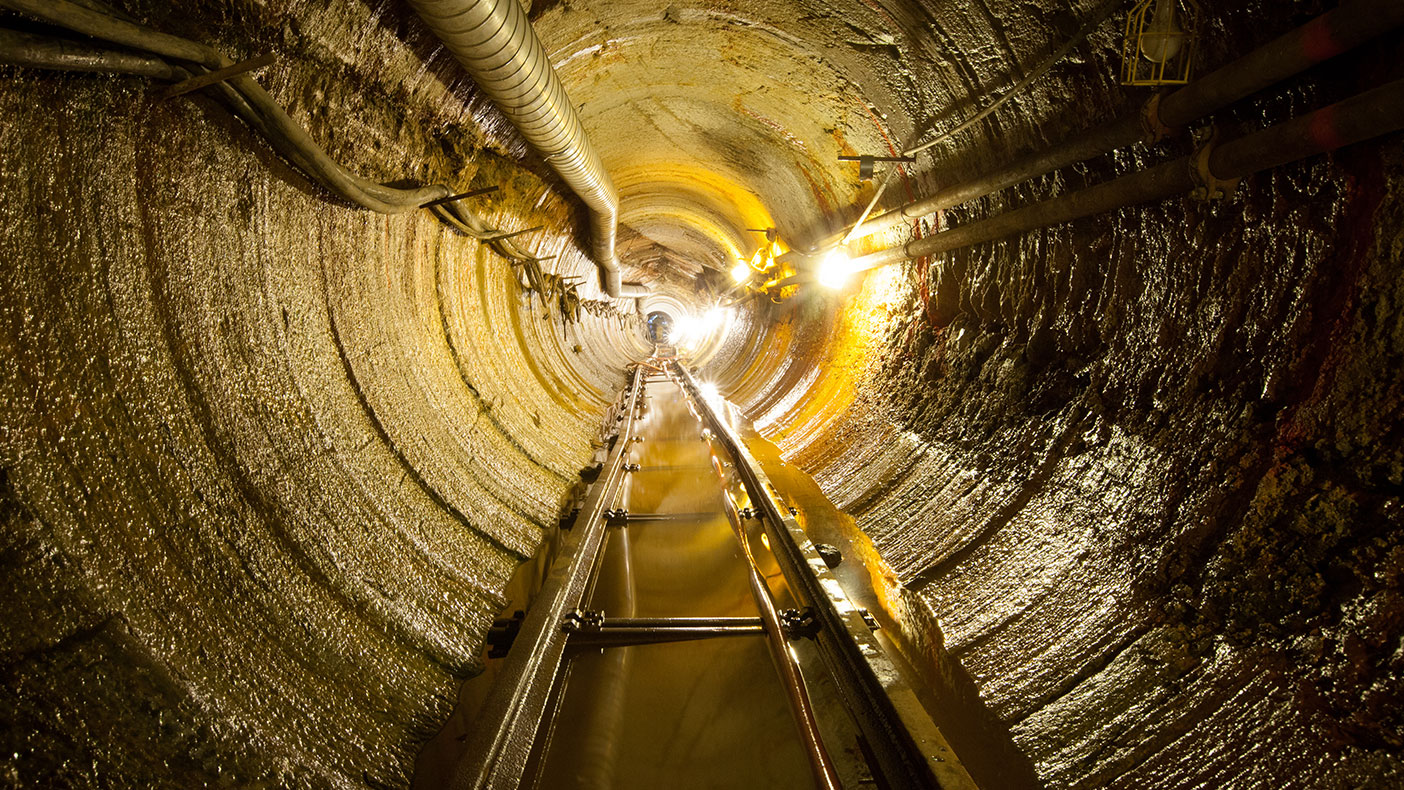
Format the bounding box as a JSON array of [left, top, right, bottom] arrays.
[[1122, 0, 1200, 86], [731, 260, 752, 283], [817, 248, 854, 289]]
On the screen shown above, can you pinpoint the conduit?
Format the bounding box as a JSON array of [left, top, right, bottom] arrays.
[[833, 0, 1123, 248], [835, 0, 1404, 246], [0, 27, 178, 78], [1, 0, 448, 213], [407, 0, 647, 299], [0, 0, 636, 323], [848, 77, 1404, 272]]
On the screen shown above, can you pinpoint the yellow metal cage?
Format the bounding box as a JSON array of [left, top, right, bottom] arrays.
[[1121, 0, 1201, 86]]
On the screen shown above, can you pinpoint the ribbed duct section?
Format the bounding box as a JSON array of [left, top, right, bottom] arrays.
[[407, 0, 645, 298]]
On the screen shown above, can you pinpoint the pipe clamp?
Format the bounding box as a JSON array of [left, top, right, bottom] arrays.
[[1189, 127, 1240, 200]]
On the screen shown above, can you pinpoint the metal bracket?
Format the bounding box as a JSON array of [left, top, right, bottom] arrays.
[[779, 607, 821, 639], [1140, 92, 1176, 144], [1189, 126, 1241, 201], [840, 154, 916, 181], [486, 611, 526, 659], [560, 608, 606, 633], [558, 507, 581, 531]]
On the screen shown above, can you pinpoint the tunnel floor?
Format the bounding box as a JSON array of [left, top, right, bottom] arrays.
[[416, 365, 895, 788]]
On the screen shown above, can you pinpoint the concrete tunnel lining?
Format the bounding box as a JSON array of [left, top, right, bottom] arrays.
[[1, 0, 1402, 787]]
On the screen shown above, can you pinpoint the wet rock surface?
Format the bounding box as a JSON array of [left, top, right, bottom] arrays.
[[0, 2, 642, 785], [2, 0, 1402, 787], [784, 68, 1404, 790]]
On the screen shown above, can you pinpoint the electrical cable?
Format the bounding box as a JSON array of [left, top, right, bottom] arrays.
[[0, 0, 637, 320]]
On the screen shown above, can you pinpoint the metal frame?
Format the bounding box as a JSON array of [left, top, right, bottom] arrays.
[[671, 362, 977, 790], [448, 369, 645, 790]]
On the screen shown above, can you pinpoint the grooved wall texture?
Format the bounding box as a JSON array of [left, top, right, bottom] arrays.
[[0, 1, 642, 784], [2, 0, 1402, 788]]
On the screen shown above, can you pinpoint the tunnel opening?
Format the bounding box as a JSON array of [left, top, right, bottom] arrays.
[[644, 311, 673, 346]]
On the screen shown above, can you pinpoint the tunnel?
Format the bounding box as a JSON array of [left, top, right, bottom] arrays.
[[1, 0, 1402, 787]]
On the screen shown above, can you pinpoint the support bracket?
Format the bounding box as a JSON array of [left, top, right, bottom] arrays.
[[1189, 126, 1241, 200]]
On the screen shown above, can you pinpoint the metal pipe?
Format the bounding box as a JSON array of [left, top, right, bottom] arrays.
[[836, 0, 1404, 246], [0, 27, 179, 78], [703, 437, 843, 790], [406, 0, 647, 298], [850, 78, 1404, 272], [565, 623, 766, 648], [601, 616, 766, 627]]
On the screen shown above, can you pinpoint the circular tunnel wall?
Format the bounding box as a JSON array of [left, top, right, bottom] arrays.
[[1, 0, 1402, 787]]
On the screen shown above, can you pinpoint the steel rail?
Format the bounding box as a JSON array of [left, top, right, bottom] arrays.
[[672, 363, 977, 790], [448, 369, 646, 790], [702, 431, 843, 790]]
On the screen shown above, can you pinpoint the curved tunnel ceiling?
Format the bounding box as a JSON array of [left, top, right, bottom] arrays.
[[2, 0, 1402, 788]]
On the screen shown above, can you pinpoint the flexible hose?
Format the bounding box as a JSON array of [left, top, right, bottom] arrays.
[[1, 0, 640, 315], [405, 0, 648, 298]]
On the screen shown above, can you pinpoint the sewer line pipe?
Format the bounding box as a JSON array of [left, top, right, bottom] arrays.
[[829, 0, 1404, 248], [406, 0, 647, 299], [847, 77, 1404, 272]]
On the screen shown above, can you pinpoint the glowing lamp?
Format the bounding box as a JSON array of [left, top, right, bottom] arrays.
[[817, 248, 854, 289]]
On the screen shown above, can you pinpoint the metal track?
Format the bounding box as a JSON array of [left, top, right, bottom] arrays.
[[447, 362, 978, 788], [670, 362, 977, 790], [448, 368, 645, 790]]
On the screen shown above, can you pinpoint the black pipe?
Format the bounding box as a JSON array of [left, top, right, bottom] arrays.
[[597, 616, 766, 628], [566, 623, 766, 648], [837, 0, 1404, 246], [0, 27, 178, 78], [851, 78, 1404, 271]]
